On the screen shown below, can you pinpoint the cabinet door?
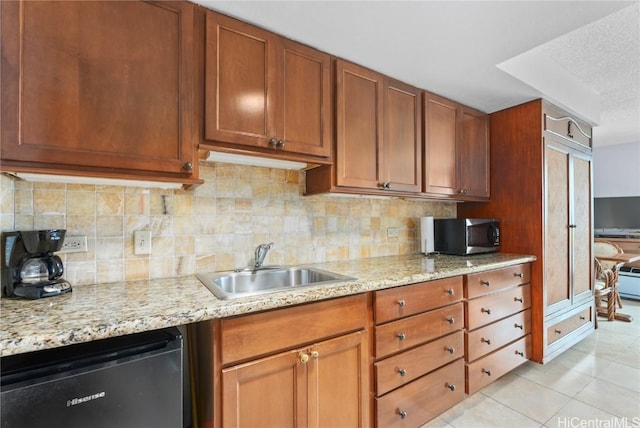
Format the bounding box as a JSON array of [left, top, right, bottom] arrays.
[[278, 39, 332, 158], [423, 93, 457, 195], [457, 106, 490, 199], [571, 152, 593, 300], [383, 78, 422, 192], [309, 331, 369, 428], [205, 12, 277, 147], [222, 348, 307, 428], [544, 141, 572, 314], [335, 59, 384, 189], [1, 1, 196, 178]]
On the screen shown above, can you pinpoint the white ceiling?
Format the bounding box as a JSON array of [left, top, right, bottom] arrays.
[[195, 1, 640, 147]]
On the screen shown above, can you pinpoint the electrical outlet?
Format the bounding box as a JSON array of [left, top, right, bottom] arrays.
[[387, 228, 399, 238], [59, 236, 88, 253], [134, 230, 152, 255]]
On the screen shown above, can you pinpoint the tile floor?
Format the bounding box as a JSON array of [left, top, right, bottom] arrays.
[[424, 299, 640, 428]]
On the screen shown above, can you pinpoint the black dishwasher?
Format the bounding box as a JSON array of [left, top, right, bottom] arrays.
[[1, 327, 182, 428]]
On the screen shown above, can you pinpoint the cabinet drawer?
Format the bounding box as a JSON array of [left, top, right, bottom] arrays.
[[465, 284, 531, 330], [547, 306, 592, 345], [375, 277, 462, 324], [466, 335, 531, 395], [220, 294, 367, 365], [465, 264, 530, 298], [466, 309, 531, 362], [376, 359, 464, 428], [375, 331, 463, 396], [375, 303, 463, 358]]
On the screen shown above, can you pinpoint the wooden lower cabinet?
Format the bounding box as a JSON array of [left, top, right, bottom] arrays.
[[222, 330, 368, 428], [376, 359, 465, 428], [464, 264, 532, 394], [466, 335, 531, 395], [193, 294, 369, 428]]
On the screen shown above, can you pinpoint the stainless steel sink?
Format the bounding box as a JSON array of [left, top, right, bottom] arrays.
[[196, 266, 356, 300]]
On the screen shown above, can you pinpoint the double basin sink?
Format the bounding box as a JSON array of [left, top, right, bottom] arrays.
[[197, 266, 355, 300]]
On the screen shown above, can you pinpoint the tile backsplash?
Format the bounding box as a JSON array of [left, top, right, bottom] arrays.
[[0, 163, 456, 286]]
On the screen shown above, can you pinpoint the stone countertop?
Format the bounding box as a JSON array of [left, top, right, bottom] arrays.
[[0, 252, 535, 357]]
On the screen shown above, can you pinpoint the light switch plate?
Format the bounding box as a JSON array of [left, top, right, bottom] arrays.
[[134, 230, 152, 255]]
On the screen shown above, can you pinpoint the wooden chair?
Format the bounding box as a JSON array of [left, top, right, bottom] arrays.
[[594, 239, 625, 310], [594, 257, 616, 327]]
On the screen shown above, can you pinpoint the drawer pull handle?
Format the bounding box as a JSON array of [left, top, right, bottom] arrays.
[[514, 272, 524, 278], [397, 368, 407, 377], [299, 353, 309, 364], [445, 288, 455, 296], [481, 338, 491, 345], [446, 316, 455, 324], [445, 346, 455, 354], [580, 316, 586, 320], [555, 329, 562, 335], [481, 308, 491, 315], [514, 323, 524, 330], [397, 410, 408, 420], [482, 368, 492, 376], [311, 351, 319, 360], [397, 333, 406, 341], [445, 383, 456, 392], [481, 280, 490, 287], [397, 299, 406, 307], [514, 297, 524, 303], [515, 350, 524, 357]]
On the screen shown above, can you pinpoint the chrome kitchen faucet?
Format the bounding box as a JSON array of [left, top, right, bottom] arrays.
[[254, 242, 273, 268]]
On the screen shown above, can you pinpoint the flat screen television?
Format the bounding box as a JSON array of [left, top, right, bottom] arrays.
[[593, 197, 640, 229]]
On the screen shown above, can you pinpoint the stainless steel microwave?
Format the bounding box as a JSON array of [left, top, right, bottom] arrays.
[[434, 218, 500, 255]]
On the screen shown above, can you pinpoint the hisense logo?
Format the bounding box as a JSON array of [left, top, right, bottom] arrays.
[[66, 391, 106, 407]]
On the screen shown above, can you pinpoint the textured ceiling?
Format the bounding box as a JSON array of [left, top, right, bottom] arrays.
[[195, 1, 640, 147]]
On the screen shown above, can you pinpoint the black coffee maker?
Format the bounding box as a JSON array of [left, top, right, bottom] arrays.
[[1, 230, 72, 299]]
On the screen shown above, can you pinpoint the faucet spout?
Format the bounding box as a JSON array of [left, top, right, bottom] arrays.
[[254, 242, 274, 268]]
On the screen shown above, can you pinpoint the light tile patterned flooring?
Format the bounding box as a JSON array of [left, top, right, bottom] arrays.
[[423, 299, 640, 428]]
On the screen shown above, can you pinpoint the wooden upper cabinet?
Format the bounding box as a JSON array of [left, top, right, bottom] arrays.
[[0, 1, 199, 184], [383, 78, 422, 193], [457, 106, 490, 199], [423, 92, 458, 196], [204, 12, 331, 160], [423, 92, 489, 200], [333, 59, 421, 193], [335, 59, 384, 189]]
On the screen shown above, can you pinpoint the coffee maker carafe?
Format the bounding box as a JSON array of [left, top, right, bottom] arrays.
[[1, 230, 72, 299]]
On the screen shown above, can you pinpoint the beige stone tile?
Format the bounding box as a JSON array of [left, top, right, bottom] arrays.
[[550, 348, 614, 377], [66, 191, 95, 215], [596, 361, 640, 392], [174, 236, 194, 257], [150, 192, 173, 216], [96, 259, 124, 284], [33, 190, 65, 214], [480, 373, 572, 423], [94, 237, 124, 262], [33, 215, 65, 230], [575, 378, 640, 420], [125, 258, 149, 281], [175, 255, 196, 276], [150, 256, 176, 279], [419, 417, 453, 428], [14, 215, 34, 230], [545, 399, 622, 428], [124, 193, 148, 216], [97, 191, 125, 216], [513, 357, 594, 396], [14, 189, 33, 214], [151, 236, 174, 258], [96, 215, 123, 238], [440, 392, 540, 428], [174, 194, 193, 215]]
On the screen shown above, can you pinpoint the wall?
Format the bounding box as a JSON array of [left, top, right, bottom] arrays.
[[0, 163, 456, 286], [593, 141, 640, 197]]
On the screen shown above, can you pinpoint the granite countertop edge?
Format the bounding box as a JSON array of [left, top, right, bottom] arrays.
[[0, 253, 536, 357]]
